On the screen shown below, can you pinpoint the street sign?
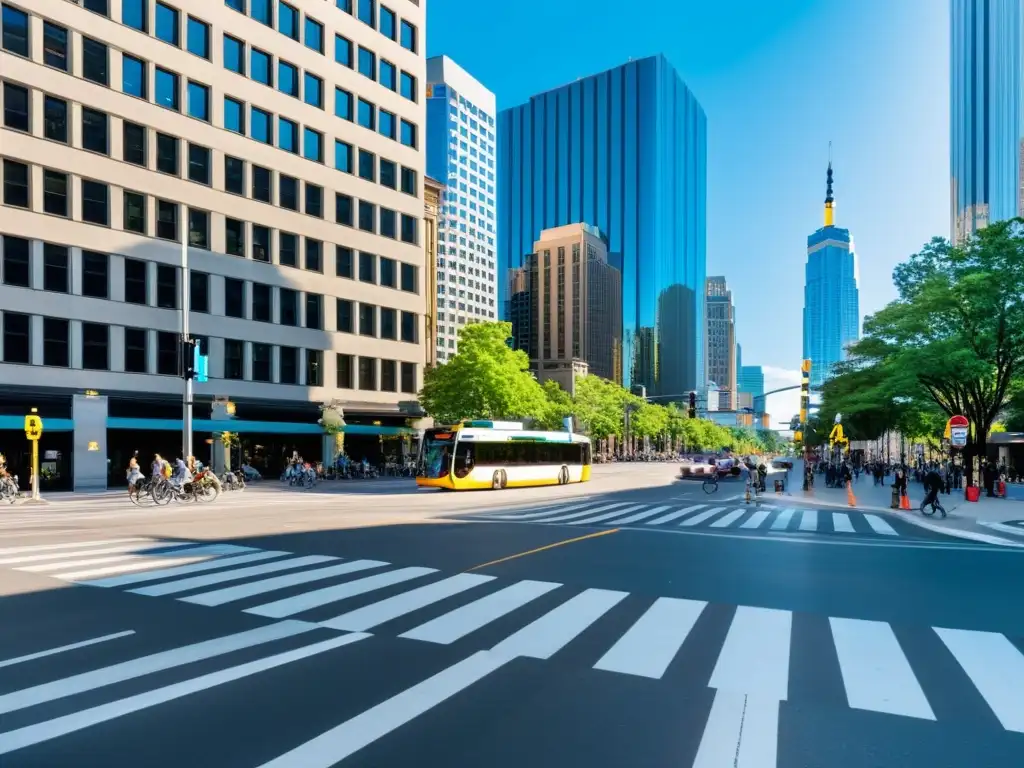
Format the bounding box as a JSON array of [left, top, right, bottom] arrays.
[[24, 414, 42, 441], [951, 426, 968, 447], [944, 414, 969, 439]]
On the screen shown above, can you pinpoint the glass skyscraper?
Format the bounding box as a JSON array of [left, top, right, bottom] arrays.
[[950, 0, 1024, 244], [498, 55, 707, 395], [802, 163, 860, 388]]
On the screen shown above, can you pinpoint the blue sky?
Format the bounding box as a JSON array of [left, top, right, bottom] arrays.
[[427, 0, 949, 422]]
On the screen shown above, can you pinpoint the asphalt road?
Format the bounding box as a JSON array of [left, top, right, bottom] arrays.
[[0, 464, 1022, 767]]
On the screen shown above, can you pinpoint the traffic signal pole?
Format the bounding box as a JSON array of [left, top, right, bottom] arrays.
[[181, 236, 193, 461]]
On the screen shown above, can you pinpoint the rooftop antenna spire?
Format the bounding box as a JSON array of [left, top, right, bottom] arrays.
[[824, 142, 835, 227]]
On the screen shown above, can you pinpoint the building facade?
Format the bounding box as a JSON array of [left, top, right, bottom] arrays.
[[498, 54, 707, 397], [950, 0, 1024, 244], [423, 175, 444, 369], [425, 55, 496, 363], [802, 163, 859, 388], [0, 0, 427, 489], [738, 364, 764, 397], [507, 223, 622, 390], [704, 276, 736, 409]]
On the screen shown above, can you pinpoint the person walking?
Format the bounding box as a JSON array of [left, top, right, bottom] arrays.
[[921, 467, 947, 517]]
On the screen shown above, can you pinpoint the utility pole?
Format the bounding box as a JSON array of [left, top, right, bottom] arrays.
[[181, 234, 193, 460]]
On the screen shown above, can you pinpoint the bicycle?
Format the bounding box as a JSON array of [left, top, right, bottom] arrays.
[[702, 473, 719, 494]]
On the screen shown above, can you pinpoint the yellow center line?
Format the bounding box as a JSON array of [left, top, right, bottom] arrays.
[[465, 528, 620, 572]]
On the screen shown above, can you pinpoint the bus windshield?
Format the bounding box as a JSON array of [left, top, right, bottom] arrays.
[[418, 430, 455, 478]]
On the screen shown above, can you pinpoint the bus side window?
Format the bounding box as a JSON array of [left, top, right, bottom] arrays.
[[454, 444, 474, 478]]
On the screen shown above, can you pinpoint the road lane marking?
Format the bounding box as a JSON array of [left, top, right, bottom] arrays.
[[481, 501, 598, 520], [0, 538, 149, 556], [0, 633, 368, 756], [567, 504, 646, 525], [863, 514, 898, 536], [798, 510, 818, 531], [0, 541, 190, 566], [680, 507, 727, 526], [522, 502, 631, 523], [604, 505, 671, 524], [490, 587, 628, 659], [130, 555, 339, 596], [935, 627, 1024, 732], [400, 580, 561, 645], [464, 528, 619, 572], [710, 508, 748, 528], [832, 512, 855, 533], [740, 510, 771, 529], [0, 631, 136, 669], [181, 560, 389, 606], [593, 597, 706, 679], [0, 621, 316, 715], [256, 650, 507, 768], [21, 553, 163, 573], [693, 690, 779, 768], [81, 550, 291, 587], [830, 617, 934, 720], [646, 505, 705, 525], [246, 567, 437, 619], [321, 573, 496, 632], [710, 607, 791, 699], [45, 544, 253, 581], [770, 508, 795, 530]]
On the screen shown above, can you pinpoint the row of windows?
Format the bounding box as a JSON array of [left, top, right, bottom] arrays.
[[225, 0, 418, 56], [120, 0, 212, 59]]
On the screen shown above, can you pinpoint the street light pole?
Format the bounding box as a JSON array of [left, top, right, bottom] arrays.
[[181, 233, 193, 460]]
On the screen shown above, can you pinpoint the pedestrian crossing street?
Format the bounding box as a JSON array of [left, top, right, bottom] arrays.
[[468, 499, 905, 537], [1, 536, 1022, 749]]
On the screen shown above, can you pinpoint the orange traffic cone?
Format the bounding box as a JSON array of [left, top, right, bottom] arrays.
[[900, 493, 911, 511], [846, 481, 857, 508]]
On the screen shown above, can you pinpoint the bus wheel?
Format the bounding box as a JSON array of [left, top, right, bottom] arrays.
[[558, 466, 569, 485], [492, 471, 502, 490]]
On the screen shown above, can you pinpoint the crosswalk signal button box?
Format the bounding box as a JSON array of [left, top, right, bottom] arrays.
[[24, 414, 42, 440]]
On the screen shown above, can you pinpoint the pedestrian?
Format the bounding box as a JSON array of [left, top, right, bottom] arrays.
[[921, 467, 947, 517]]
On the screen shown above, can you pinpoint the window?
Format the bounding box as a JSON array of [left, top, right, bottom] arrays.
[[278, 116, 298, 153], [251, 0, 272, 26], [380, 159, 397, 189], [155, 67, 180, 110], [401, 214, 418, 244], [187, 81, 209, 121], [124, 328, 147, 372], [223, 35, 245, 74], [401, 166, 417, 195], [304, 72, 323, 108], [336, 353, 353, 388], [304, 17, 323, 53], [124, 258, 148, 304], [380, 60, 395, 91], [252, 283, 271, 322], [401, 262, 418, 293], [251, 48, 272, 86], [279, 346, 298, 385], [224, 97, 244, 133], [401, 362, 416, 393], [380, 307, 396, 339], [157, 133, 179, 175], [380, 6, 395, 39], [335, 193, 353, 225], [186, 16, 209, 58], [251, 107, 272, 143], [334, 34, 351, 67], [188, 143, 210, 184], [358, 201, 375, 232], [334, 140, 352, 173], [306, 349, 323, 386], [2, 159, 28, 207], [123, 121, 146, 165], [358, 98, 375, 130], [82, 37, 109, 85], [277, 60, 297, 97], [81, 180, 110, 226], [1, 5, 29, 56], [82, 251, 109, 298], [305, 184, 323, 218], [400, 20, 417, 53], [224, 278, 245, 318], [190, 271, 209, 312], [279, 1, 298, 38], [379, 256, 396, 287], [358, 356, 376, 390], [43, 21, 68, 70], [123, 0, 147, 31], [43, 96, 68, 142], [305, 293, 322, 329], [357, 46, 375, 80], [358, 149, 375, 181], [225, 156, 244, 194], [400, 119, 417, 148], [122, 54, 147, 98], [400, 71, 416, 101], [252, 343, 271, 381], [379, 109, 395, 140], [305, 239, 322, 273], [358, 0, 375, 28], [82, 322, 109, 371], [155, 2, 179, 45], [2, 236, 29, 286], [279, 288, 297, 325], [2, 311, 30, 364], [157, 331, 178, 375], [335, 87, 352, 121], [380, 359, 396, 391], [279, 174, 298, 210], [225, 218, 245, 256], [156, 199, 178, 240], [279, 232, 297, 267], [188, 208, 209, 249], [359, 303, 375, 336], [401, 311, 416, 343], [224, 339, 244, 380], [336, 246, 353, 279], [42, 244, 69, 293], [337, 0, 352, 12], [359, 251, 376, 284], [252, 165, 271, 202], [43, 170, 69, 217], [303, 127, 323, 162], [252, 225, 270, 262], [336, 298, 353, 333], [84, 0, 110, 15], [380, 208, 396, 239], [2, 83, 28, 131], [156, 264, 177, 309], [43, 318, 70, 368], [82, 108, 109, 154]]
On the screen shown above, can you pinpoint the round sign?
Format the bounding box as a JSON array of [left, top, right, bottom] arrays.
[[949, 415, 969, 428]]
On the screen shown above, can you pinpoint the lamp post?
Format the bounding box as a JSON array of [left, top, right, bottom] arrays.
[[181, 233, 193, 460]]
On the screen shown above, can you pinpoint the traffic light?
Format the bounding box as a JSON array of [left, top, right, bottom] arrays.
[[688, 391, 697, 419]]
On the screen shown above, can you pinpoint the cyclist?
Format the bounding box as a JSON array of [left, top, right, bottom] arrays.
[[920, 466, 947, 518]]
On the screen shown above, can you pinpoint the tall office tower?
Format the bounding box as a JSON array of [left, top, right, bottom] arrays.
[[507, 223, 622, 390], [738, 365, 765, 399], [0, 0, 426, 490], [704, 276, 737, 409], [498, 55, 707, 396], [802, 161, 860, 388], [423, 176, 446, 369], [425, 55, 497, 362], [950, 0, 1024, 244]]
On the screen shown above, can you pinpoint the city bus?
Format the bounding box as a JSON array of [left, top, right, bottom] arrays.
[[415, 420, 592, 490]]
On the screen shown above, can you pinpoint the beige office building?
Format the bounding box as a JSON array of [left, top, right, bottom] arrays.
[[704, 275, 736, 410], [0, 0, 427, 489], [422, 173, 443, 368]]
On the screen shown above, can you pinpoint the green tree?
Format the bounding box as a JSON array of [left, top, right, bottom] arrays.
[[419, 322, 548, 424], [631, 402, 669, 439], [535, 379, 574, 431], [573, 374, 631, 438]]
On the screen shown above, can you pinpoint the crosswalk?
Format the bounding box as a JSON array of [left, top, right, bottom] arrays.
[[465, 500, 904, 537]]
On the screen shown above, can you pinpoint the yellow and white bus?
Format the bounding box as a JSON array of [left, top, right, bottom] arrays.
[[415, 420, 592, 490]]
